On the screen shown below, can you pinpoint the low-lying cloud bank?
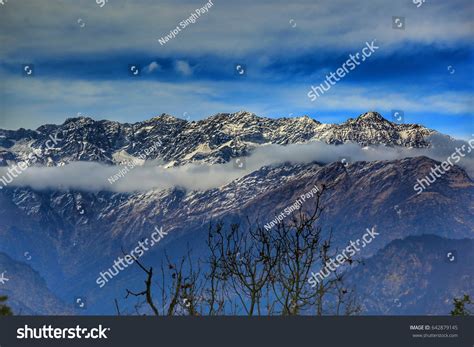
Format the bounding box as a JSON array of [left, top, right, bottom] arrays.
[[1, 134, 473, 192]]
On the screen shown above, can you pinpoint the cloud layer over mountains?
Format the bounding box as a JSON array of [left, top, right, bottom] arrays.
[[2, 134, 472, 192]]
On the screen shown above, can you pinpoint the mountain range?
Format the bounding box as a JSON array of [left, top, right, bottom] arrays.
[[0, 111, 472, 315], [0, 111, 435, 167]]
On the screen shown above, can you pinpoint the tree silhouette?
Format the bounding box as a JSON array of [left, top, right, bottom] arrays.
[[451, 295, 473, 316], [0, 295, 13, 316]]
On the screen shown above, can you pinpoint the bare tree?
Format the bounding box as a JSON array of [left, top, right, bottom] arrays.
[[209, 186, 360, 316], [208, 220, 280, 315], [121, 187, 361, 316], [124, 254, 159, 316], [271, 204, 324, 315], [312, 229, 360, 316]]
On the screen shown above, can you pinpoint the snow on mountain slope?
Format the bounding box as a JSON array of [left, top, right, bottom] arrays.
[[0, 111, 436, 167]]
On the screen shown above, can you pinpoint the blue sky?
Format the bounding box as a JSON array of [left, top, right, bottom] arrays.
[[0, 0, 472, 139]]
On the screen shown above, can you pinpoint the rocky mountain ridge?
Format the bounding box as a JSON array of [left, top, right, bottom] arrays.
[[0, 111, 436, 167]]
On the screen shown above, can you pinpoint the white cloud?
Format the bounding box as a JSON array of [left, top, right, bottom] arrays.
[[1, 136, 472, 192], [145, 61, 161, 73], [175, 60, 192, 76]]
